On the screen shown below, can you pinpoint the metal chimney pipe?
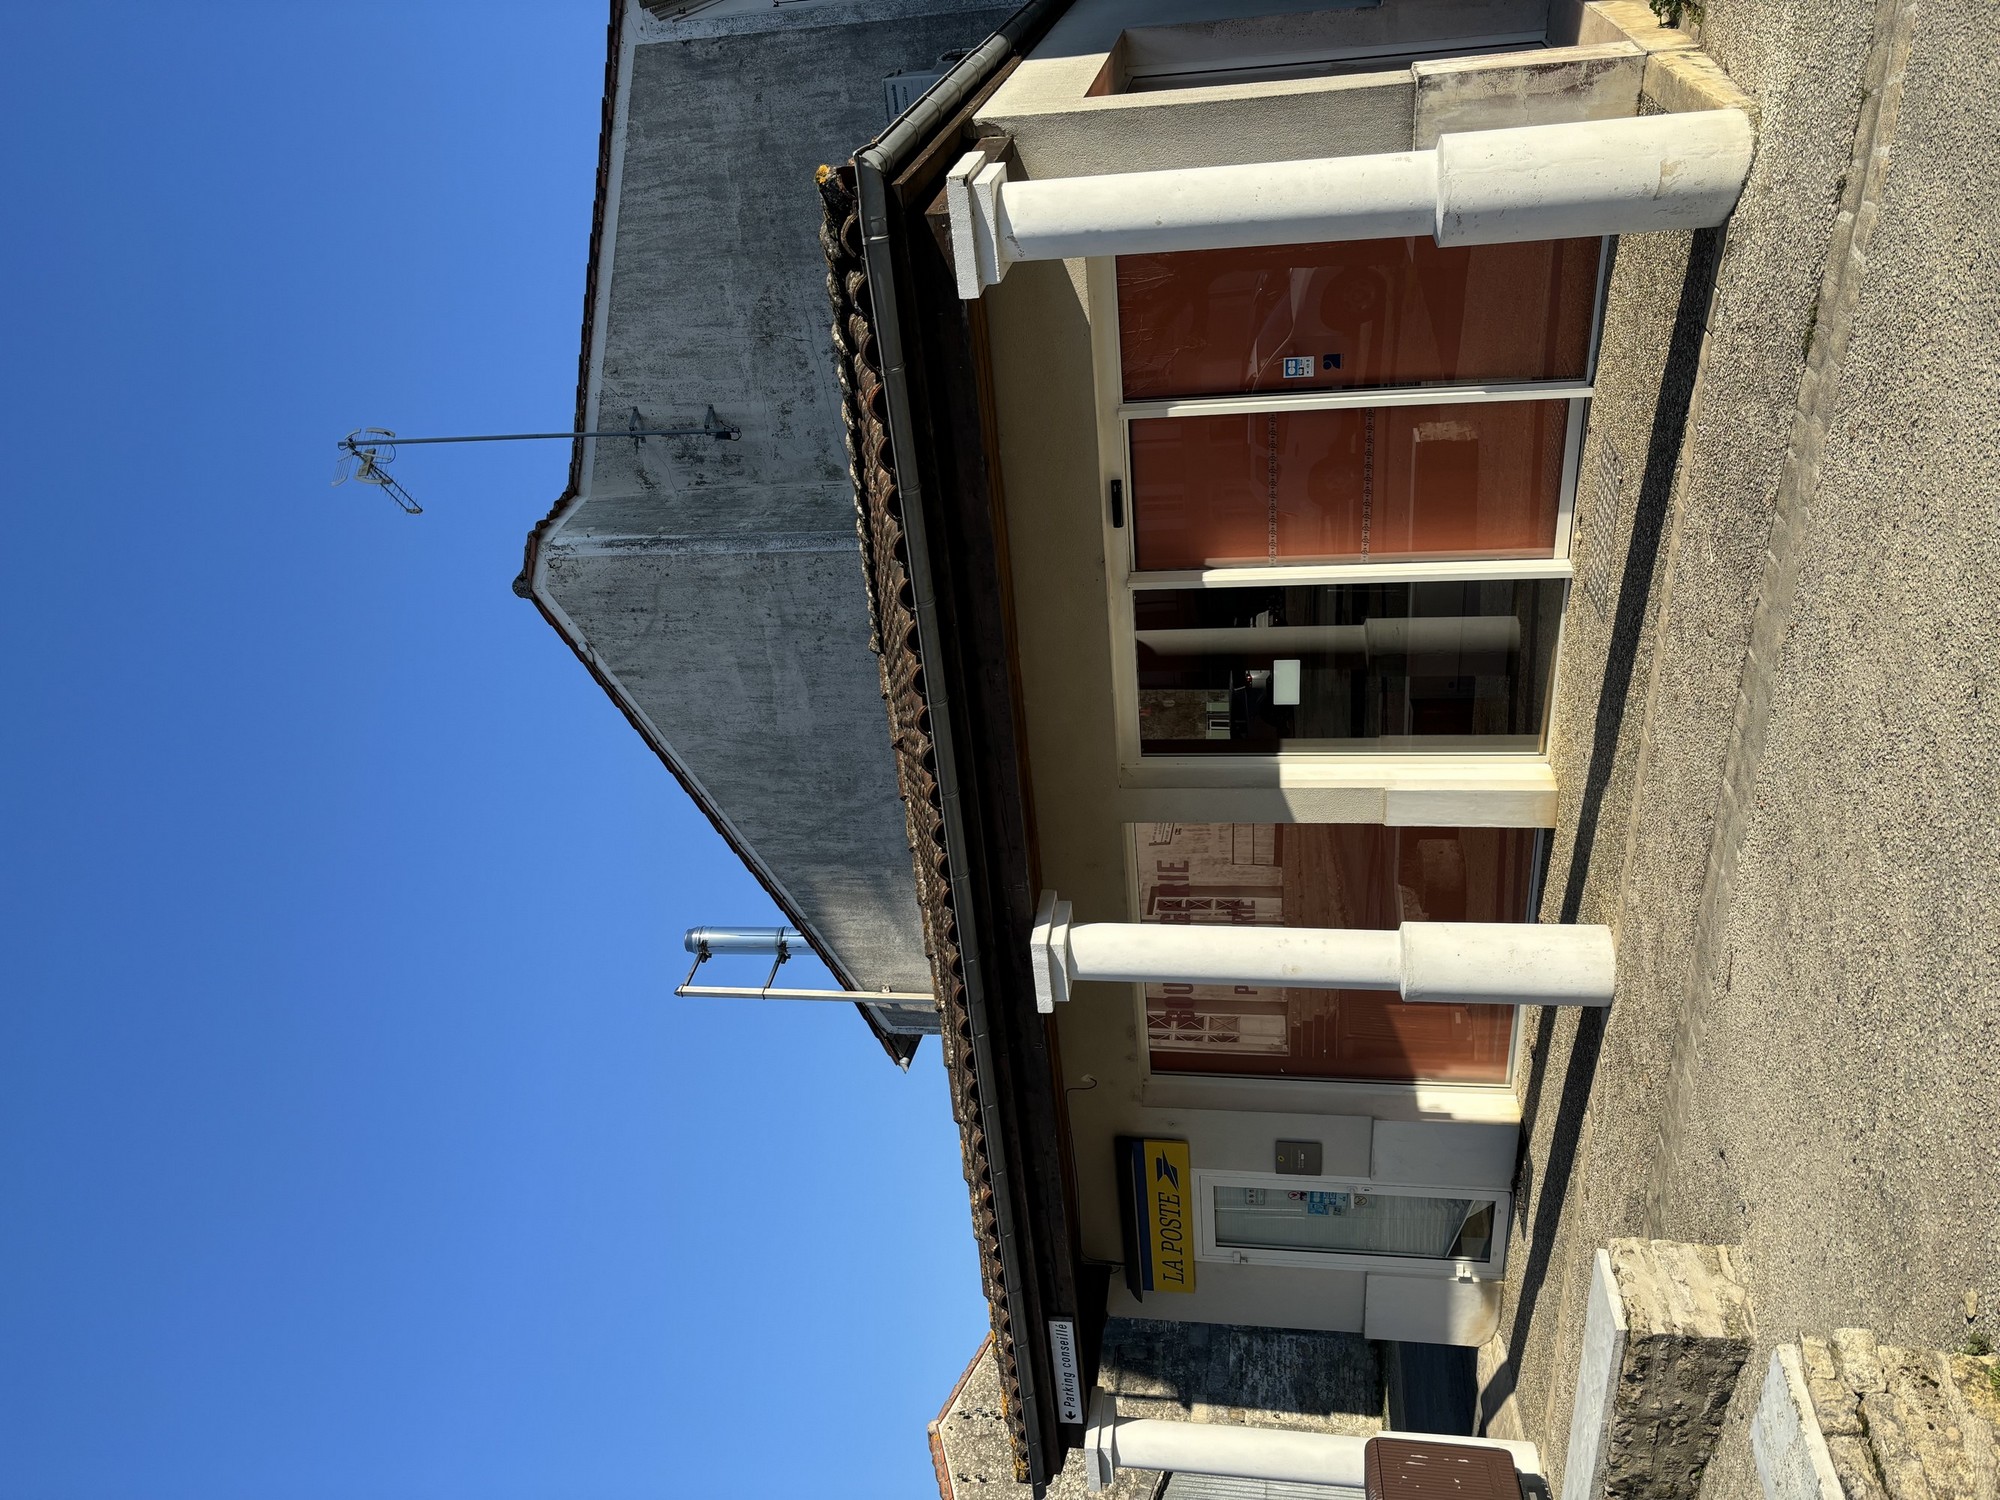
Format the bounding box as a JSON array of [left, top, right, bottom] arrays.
[[682, 926, 802, 956]]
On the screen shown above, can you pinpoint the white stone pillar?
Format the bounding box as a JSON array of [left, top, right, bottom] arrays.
[[947, 111, 1754, 297], [1434, 110, 1756, 246], [1030, 891, 1614, 1013], [1001, 150, 1438, 263], [1081, 1389, 1543, 1493]]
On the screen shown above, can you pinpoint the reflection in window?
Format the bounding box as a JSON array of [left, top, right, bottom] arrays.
[[1134, 822, 1530, 1084], [1135, 580, 1562, 754], [1128, 400, 1568, 570], [1118, 236, 1601, 400], [1213, 1185, 1495, 1262]]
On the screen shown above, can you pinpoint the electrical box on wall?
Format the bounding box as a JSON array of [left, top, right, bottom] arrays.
[[1274, 1139, 1323, 1175]]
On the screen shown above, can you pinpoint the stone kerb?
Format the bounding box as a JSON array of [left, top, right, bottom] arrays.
[[1751, 1328, 2000, 1499], [1564, 1239, 1756, 1499]]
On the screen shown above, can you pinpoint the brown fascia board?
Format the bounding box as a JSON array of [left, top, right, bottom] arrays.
[[828, 162, 1044, 1476], [835, 2, 1084, 1488], [513, 0, 917, 1068]]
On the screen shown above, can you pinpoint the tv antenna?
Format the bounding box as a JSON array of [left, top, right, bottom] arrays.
[[333, 407, 741, 515]]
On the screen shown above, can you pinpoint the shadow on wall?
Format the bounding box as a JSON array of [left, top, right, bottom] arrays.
[[1386, 1341, 1477, 1434], [1478, 226, 1727, 1436]]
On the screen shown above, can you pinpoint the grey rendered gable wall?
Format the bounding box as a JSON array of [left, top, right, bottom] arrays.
[[539, 5, 1011, 996]]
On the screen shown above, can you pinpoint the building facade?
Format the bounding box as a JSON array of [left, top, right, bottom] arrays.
[[822, 0, 1751, 1490], [528, 0, 1757, 1493]]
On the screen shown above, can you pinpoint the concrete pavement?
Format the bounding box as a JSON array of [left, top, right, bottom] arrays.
[[1480, 0, 2000, 1494]]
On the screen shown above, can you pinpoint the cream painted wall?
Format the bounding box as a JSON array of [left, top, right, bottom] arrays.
[[1108, 1259, 1368, 1335], [979, 0, 1560, 178], [983, 69, 1416, 180], [982, 256, 1124, 931]]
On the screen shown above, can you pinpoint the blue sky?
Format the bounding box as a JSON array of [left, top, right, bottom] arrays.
[[0, 6, 988, 1496]]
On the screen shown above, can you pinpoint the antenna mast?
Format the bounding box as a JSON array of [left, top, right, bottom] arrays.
[[333, 407, 740, 514]]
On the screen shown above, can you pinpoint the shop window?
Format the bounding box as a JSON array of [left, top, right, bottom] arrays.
[[1196, 1172, 1509, 1276], [1117, 236, 1600, 400], [1099, 235, 1602, 770], [1133, 822, 1531, 1084], [1128, 400, 1568, 571], [1134, 579, 1563, 755]]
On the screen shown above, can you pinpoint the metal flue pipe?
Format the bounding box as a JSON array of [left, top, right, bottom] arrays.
[[677, 926, 933, 1004], [683, 926, 802, 956]]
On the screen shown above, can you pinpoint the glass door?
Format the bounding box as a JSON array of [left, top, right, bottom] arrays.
[[1196, 1171, 1511, 1275]]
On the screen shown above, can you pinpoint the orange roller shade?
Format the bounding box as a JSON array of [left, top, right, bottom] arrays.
[[1134, 823, 1535, 1083], [1118, 235, 1600, 400], [1128, 401, 1567, 571]]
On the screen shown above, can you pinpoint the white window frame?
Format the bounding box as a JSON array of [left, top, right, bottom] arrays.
[[1086, 239, 1612, 776], [1193, 1168, 1511, 1278]]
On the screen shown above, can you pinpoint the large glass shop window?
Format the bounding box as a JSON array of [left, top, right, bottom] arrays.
[[1135, 579, 1562, 754], [1133, 822, 1532, 1083], [1127, 400, 1568, 570], [1117, 236, 1600, 399]]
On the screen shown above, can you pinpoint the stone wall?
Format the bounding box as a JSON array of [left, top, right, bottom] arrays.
[[1563, 1240, 1755, 1499], [1752, 1329, 2000, 1500], [534, 3, 1011, 1001], [1101, 1318, 1386, 1438]]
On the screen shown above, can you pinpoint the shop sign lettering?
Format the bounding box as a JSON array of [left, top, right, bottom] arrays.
[[1146, 1139, 1194, 1293]]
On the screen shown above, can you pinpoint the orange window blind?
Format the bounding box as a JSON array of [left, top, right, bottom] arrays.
[[1127, 400, 1567, 570], [1117, 235, 1600, 400]]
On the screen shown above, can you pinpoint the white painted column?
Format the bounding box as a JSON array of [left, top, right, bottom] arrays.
[[1001, 149, 1438, 263], [1082, 1389, 1542, 1493], [1031, 891, 1614, 1012], [947, 110, 1754, 297], [1434, 110, 1755, 245]]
